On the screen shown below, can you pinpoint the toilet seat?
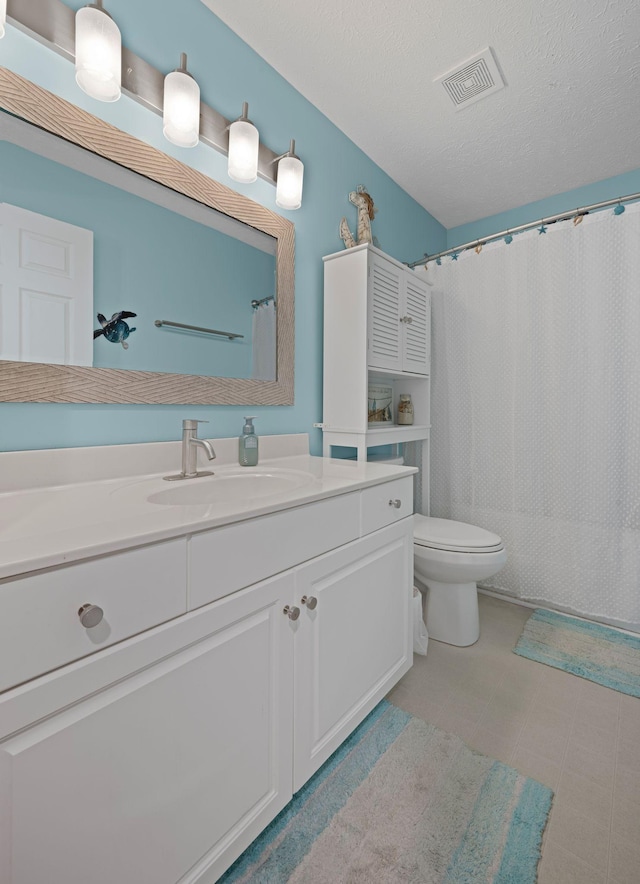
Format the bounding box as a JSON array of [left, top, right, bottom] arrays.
[[413, 515, 503, 554]]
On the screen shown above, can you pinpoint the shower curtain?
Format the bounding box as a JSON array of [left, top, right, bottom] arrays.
[[428, 203, 640, 630], [251, 300, 276, 381]]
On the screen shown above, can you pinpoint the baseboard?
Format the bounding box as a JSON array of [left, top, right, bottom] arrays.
[[478, 588, 640, 637]]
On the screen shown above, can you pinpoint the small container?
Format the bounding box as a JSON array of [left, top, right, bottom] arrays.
[[239, 416, 259, 466], [397, 394, 414, 425]]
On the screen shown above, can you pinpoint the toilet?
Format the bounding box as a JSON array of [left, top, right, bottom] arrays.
[[413, 515, 507, 647]]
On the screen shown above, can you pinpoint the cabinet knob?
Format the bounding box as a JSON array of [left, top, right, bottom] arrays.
[[283, 605, 300, 621], [388, 498, 402, 509], [301, 595, 318, 610], [78, 603, 104, 629]]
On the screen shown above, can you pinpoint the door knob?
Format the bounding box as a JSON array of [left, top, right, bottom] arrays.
[[78, 603, 104, 628], [388, 499, 402, 509], [283, 605, 300, 621], [301, 595, 318, 610]]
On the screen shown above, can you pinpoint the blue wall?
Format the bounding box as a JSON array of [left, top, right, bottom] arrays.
[[0, 0, 446, 453], [447, 168, 640, 250]]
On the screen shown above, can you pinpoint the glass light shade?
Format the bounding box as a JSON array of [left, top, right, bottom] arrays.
[[163, 69, 200, 148], [75, 5, 121, 102], [276, 154, 304, 210], [0, 0, 6, 39], [228, 119, 259, 183]]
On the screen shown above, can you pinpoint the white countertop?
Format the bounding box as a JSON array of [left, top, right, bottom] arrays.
[[0, 443, 416, 580]]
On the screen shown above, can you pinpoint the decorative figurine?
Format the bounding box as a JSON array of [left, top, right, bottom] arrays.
[[339, 185, 377, 249], [93, 311, 137, 349]]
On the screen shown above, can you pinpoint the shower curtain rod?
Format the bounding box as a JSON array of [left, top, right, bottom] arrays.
[[408, 190, 640, 268], [251, 295, 275, 308]]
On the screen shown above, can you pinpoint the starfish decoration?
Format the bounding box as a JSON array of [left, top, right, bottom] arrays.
[[614, 204, 625, 215], [451, 252, 459, 261], [538, 224, 547, 235]]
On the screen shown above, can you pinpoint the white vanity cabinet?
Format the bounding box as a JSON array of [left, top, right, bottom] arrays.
[[293, 519, 412, 790], [0, 474, 413, 884], [0, 570, 295, 884], [322, 243, 431, 463]]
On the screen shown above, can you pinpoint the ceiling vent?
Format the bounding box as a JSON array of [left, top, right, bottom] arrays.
[[435, 47, 505, 110]]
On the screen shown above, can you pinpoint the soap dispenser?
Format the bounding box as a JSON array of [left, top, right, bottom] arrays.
[[239, 416, 259, 466]]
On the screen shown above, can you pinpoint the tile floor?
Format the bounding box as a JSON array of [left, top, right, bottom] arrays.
[[386, 593, 640, 884]]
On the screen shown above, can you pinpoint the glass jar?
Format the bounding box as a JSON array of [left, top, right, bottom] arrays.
[[397, 393, 414, 425]]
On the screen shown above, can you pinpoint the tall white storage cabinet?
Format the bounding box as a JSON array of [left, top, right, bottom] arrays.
[[322, 244, 431, 500]]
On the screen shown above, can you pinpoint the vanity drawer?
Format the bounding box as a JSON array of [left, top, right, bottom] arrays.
[[189, 492, 361, 610], [360, 476, 414, 536], [0, 539, 187, 693]]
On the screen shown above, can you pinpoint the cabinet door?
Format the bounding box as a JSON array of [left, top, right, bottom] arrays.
[[402, 273, 430, 375], [293, 521, 413, 791], [0, 572, 295, 884], [367, 253, 403, 371]]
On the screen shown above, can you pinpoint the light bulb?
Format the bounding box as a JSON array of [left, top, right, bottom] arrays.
[[276, 140, 304, 210], [228, 103, 259, 183], [75, 2, 121, 102], [0, 0, 7, 39], [163, 55, 200, 148]]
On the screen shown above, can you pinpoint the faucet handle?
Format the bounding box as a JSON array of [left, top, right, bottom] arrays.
[[182, 419, 209, 430]]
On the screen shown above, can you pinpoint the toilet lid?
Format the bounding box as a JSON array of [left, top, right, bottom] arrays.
[[413, 515, 503, 553]]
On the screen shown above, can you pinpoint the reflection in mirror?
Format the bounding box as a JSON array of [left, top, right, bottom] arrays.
[[0, 112, 277, 381], [0, 68, 293, 404]]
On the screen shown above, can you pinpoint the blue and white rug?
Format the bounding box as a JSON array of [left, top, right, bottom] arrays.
[[514, 608, 640, 697], [221, 701, 552, 883]]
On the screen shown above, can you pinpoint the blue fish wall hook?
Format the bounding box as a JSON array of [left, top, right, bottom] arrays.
[[613, 203, 625, 215], [94, 311, 137, 349]]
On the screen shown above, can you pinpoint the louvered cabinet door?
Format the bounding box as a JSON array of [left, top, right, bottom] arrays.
[[367, 254, 403, 371], [402, 274, 430, 375]]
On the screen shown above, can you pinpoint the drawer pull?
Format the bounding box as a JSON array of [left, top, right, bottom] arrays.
[[301, 595, 318, 610], [78, 604, 104, 629], [283, 605, 300, 621], [388, 499, 402, 509]]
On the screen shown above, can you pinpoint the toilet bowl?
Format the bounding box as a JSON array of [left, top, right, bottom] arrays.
[[413, 515, 507, 647]]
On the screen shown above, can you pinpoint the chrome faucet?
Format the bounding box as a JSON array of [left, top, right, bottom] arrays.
[[164, 419, 216, 481]]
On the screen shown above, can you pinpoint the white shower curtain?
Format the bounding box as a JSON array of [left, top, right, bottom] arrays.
[[428, 203, 640, 630], [251, 300, 276, 381]]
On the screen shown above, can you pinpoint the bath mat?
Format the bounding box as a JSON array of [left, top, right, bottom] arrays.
[[220, 701, 552, 883], [514, 608, 640, 697]]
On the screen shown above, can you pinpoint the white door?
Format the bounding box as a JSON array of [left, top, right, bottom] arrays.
[[402, 273, 430, 375], [293, 521, 413, 791], [0, 571, 295, 884], [367, 253, 403, 372], [0, 203, 93, 365]]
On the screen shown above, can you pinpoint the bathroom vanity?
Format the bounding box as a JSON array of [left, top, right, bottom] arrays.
[[0, 435, 415, 884]]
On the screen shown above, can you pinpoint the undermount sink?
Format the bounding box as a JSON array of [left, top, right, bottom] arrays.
[[147, 468, 316, 507]]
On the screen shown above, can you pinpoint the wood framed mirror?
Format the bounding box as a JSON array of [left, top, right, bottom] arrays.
[[0, 67, 295, 404]]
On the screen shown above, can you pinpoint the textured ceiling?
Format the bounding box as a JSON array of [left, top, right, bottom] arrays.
[[200, 0, 640, 228]]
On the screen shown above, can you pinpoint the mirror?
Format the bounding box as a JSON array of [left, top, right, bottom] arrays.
[[0, 68, 294, 404]]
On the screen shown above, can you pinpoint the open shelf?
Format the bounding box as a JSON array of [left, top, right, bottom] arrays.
[[364, 424, 431, 445]]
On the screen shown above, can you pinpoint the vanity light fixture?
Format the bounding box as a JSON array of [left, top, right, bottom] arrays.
[[275, 140, 304, 210], [163, 53, 200, 148], [75, 0, 122, 102], [0, 0, 6, 39], [11, 0, 306, 206], [228, 102, 259, 183]]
